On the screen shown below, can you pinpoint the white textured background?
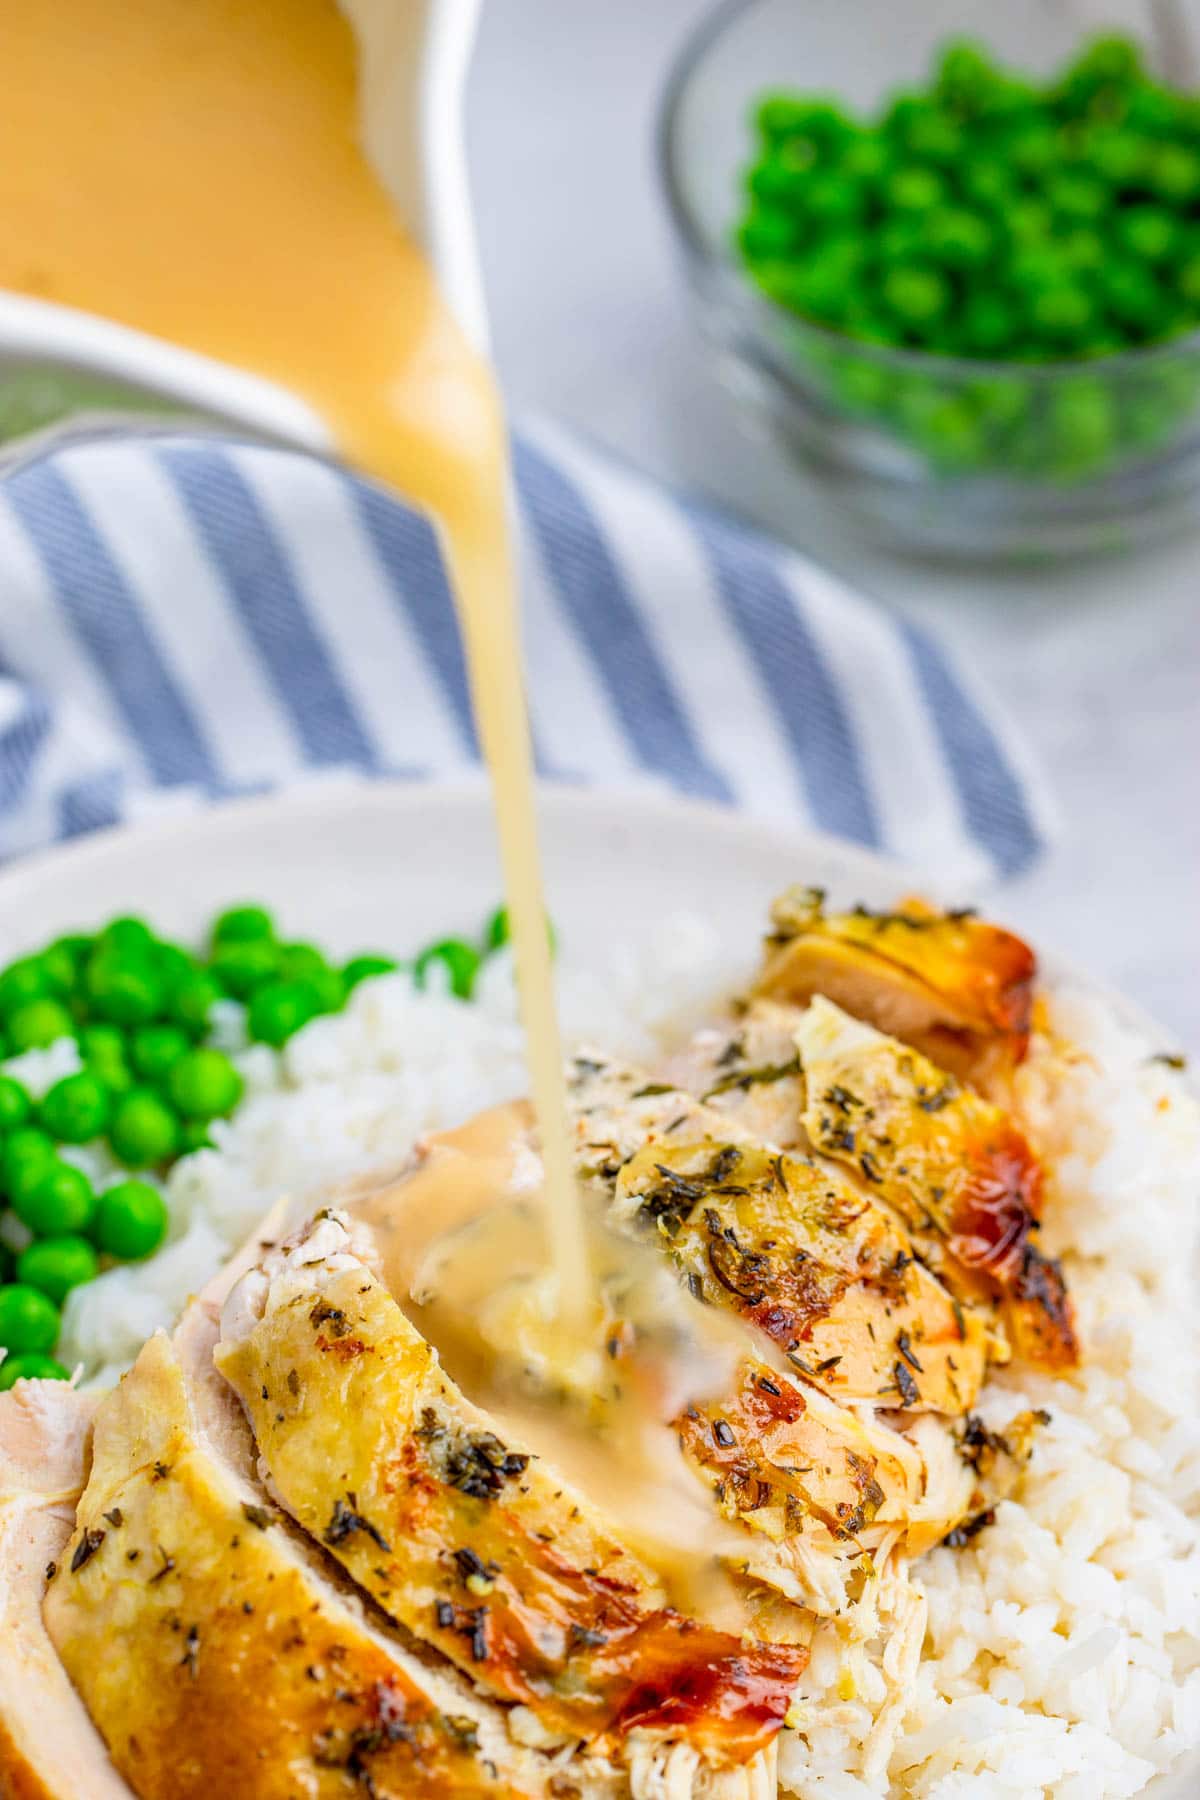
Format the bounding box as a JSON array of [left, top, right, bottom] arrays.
[[468, 0, 1200, 1048]]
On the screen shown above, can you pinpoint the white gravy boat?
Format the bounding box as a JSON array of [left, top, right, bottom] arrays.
[[0, 0, 485, 474]]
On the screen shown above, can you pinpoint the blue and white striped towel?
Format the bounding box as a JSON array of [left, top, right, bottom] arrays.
[[0, 417, 1051, 885]]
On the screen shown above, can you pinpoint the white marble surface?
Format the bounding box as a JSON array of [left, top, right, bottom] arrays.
[[468, 0, 1200, 1049]]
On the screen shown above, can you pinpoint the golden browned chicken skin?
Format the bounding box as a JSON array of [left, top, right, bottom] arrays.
[[216, 1217, 806, 1772], [795, 999, 1077, 1371], [44, 1332, 553, 1800], [756, 888, 1036, 1087]]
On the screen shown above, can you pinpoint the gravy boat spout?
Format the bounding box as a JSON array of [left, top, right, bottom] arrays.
[[0, 0, 485, 475]]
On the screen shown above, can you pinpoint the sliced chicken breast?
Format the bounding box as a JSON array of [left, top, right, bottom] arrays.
[[0, 1380, 131, 1800], [795, 999, 1077, 1371], [216, 1214, 805, 1780], [755, 888, 1035, 1088], [43, 1328, 563, 1800], [569, 1055, 989, 1415]]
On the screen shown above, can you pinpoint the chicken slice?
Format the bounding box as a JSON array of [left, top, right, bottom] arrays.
[[216, 1213, 805, 1777], [658, 1003, 807, 1150], [755, 888, 1035, 1088], [795, 999, 1077, 1371], [42, 1329, 562, 1800], [571, 1053, 991, 1413], [613, 1136, 988, 1415], [0, 1380, 132, 1800]]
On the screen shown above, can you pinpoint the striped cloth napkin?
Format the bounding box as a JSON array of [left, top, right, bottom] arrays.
[[0, 418, 1051, 887]]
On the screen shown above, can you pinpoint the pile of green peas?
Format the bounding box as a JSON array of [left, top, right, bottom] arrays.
[[0, 900, 516, 1389], [738, 35, 1200, 479]]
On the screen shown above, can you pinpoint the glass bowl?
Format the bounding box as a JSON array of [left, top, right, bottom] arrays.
[[658, 0, 1200, 560]]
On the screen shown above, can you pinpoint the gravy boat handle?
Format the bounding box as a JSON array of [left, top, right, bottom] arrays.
[[0, 0, 486, 472]]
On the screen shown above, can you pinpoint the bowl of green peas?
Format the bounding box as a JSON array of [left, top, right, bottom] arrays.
[[659, 0, 1200, 557]]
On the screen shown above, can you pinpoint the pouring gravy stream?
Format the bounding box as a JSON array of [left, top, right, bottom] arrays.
[[0, 0, 751, 1618], [0, 0, 587, 1311]]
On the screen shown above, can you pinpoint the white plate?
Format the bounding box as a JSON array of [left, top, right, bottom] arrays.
[[0, 777, 922, 959], [0, 777, 1189, 1798]]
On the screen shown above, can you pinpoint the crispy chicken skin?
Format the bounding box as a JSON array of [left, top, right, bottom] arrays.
[[795, 999, 1077, 1371], [216, 1215, 805, 1771], [570, 1059, 988, 1416], [0, 1383, 132, 1800], [755, 888, 1036, 1088], [44, 1332, 550, 1800], [613, 1137, 988, 1415]]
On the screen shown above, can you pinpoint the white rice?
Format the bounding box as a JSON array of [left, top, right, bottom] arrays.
[[52, 919, 1200, 1797]]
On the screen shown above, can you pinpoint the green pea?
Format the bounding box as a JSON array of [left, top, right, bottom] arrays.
[[759, 255, 848, 325], [883, 164, 946, 215], [799, 168, 866, 230], [342, 954, 399, 992], [1006, 198, 1053, 246], [1060, 228, 1107, 276], [46, 933, 93, 975], [99, 916, 156, 959], [15, 1161, 95, 1237], [1116, 205, 1179, 264], [959, 292, 1017, 356], [967, 375, 1031, 430], [898, 110, 963, 168], [1100, 261, 1166, 333], [211, 904, 275, 947], [108, 1089, 179, 1169], [1048, 381, 1116, 471], [831, 356, 893, 413], [1147, 142, 1200, 202], [956, 162, 1015, 214], [1086, 128, 1150, 188], [153, 941, 197, 998], [17, 1235, 99, 1304], [209, 938, 279, 999], [93, 1179, 169, 1261], [38, 1071, 110, 1144], [166, 1048, 243, 1122], [0, 1283, 59, 1354], [1047, 172, 1108, 224], [1006, 125, 1059, 180], [246, 980, 318, 1048], [178, 1121, 215, 1155], [1008, 245, 1071, 295], [0, 1075, 32, 1133], [838, 134, 891, 183], [755, 93, 829, 146], [0, 956, 60, 1017], [77, 1023, 126, 1063], [738, 205, 799, 264], [6, 998, 74, 1053], [1027, 283, 1097, 346], [169, 971, 223, 1040], [2, 1128, 57, 1202], [919, 205, 993, 270], [0, 1352, 69, 1390], [935, 40, 1003, 111], [748, 140, 816, 204], [84, 952, 163, 1027], [880, 264, 950, 331], [414, 939, 481, 1001], [130, 1024, 190, 1083], [273, 943, 323, 984], [1125, 83, 1185, 138]]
